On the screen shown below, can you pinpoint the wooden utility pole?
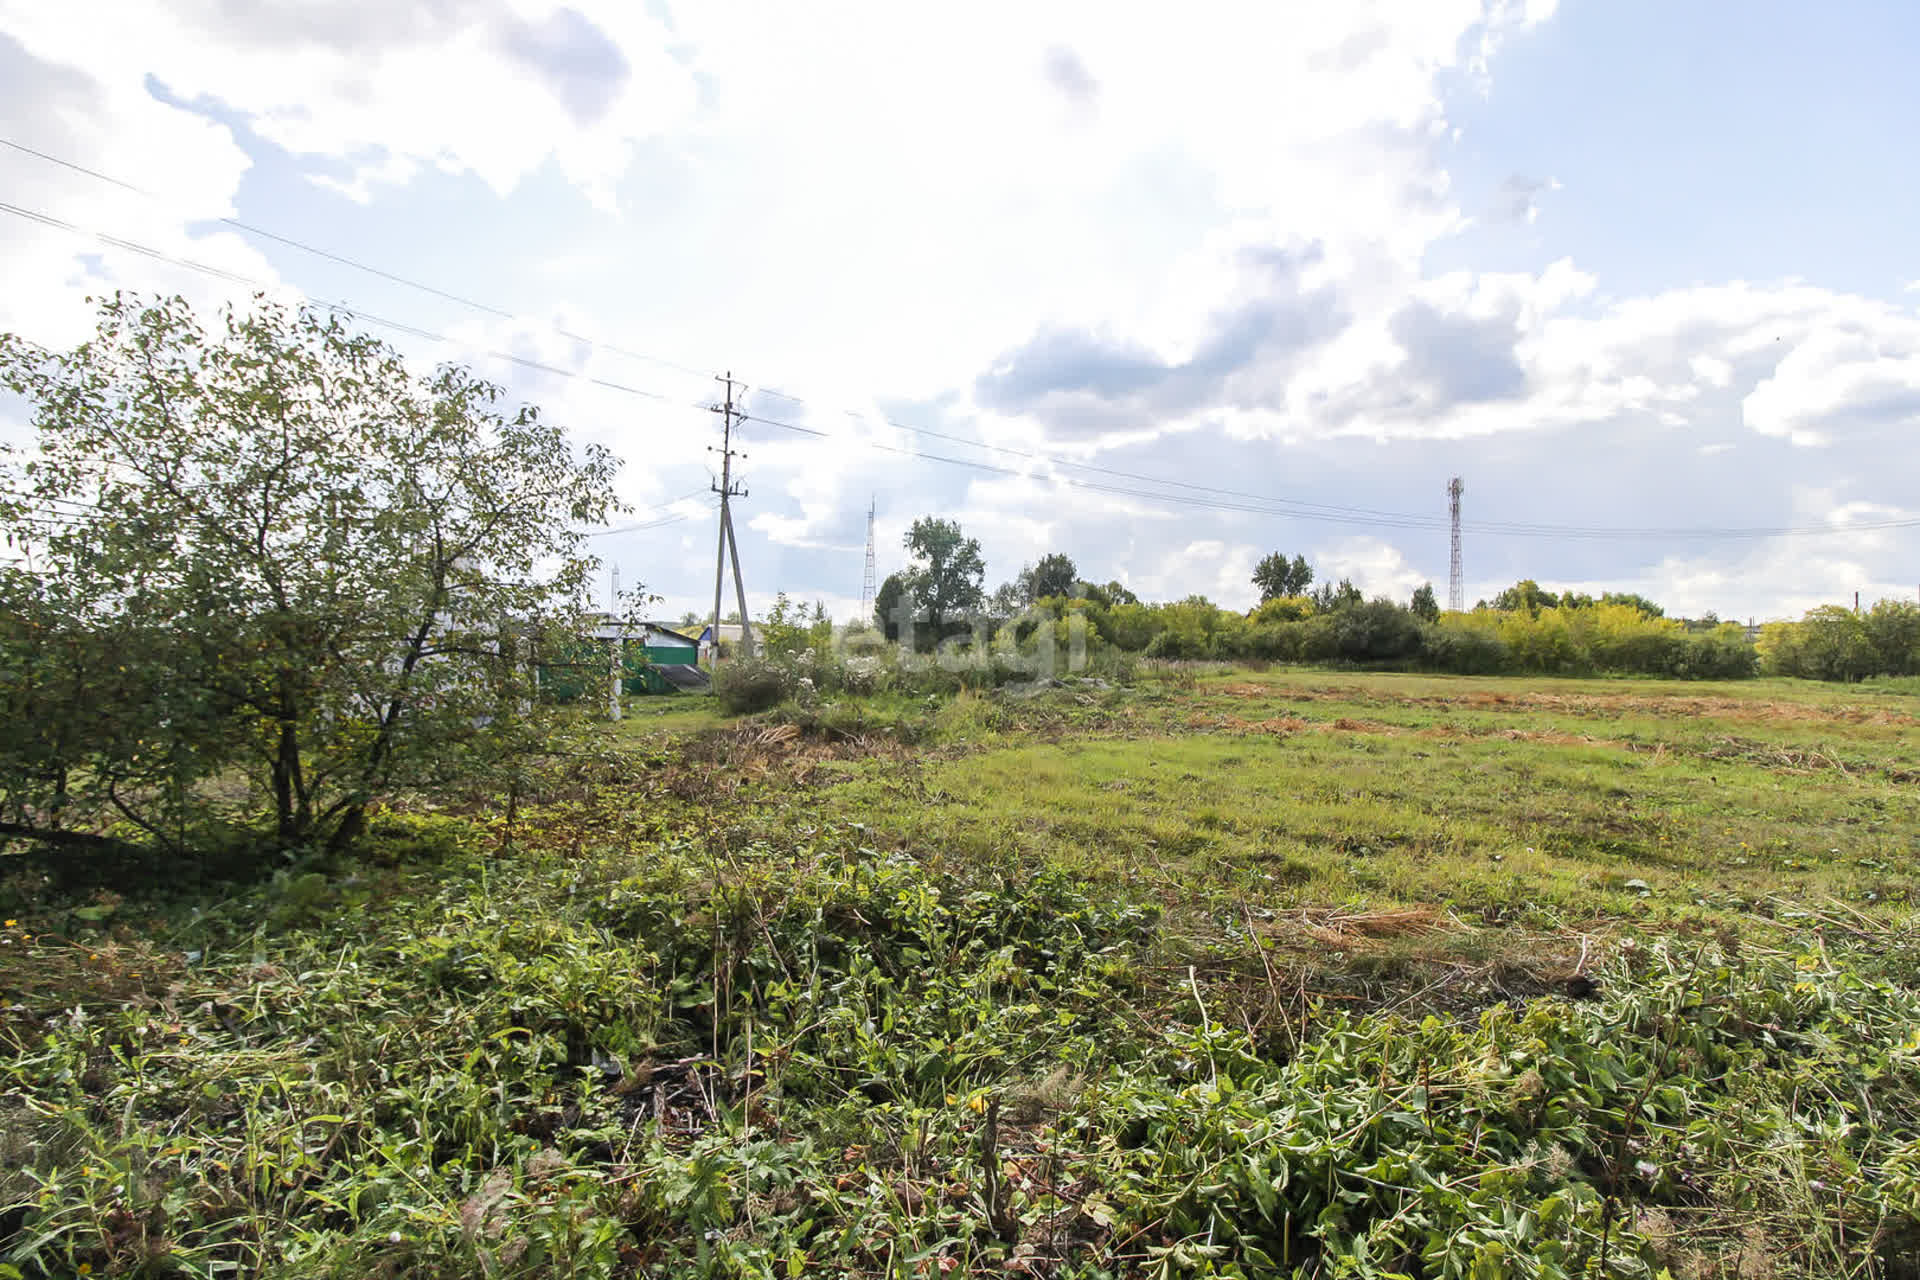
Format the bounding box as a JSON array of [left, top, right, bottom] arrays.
[[710, 373, 754, 667]]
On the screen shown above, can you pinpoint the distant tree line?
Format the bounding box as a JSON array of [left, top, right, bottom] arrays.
[[853, 524, 1763, 679], [1758, 600, 1920, 682], [808, 523, 1915, 688]]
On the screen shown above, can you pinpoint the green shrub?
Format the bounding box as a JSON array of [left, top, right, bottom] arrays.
[[1421, 621, 1511, 674], [1678, 628, 1760, 679], [712, 657, 791, 713]]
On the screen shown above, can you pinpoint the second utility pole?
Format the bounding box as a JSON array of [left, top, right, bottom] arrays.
[[710, 372, 754, 668]]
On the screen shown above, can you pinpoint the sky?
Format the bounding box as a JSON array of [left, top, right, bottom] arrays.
[[2, 0, 1917, 624]]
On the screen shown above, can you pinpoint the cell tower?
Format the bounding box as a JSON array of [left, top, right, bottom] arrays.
[[1447, 476, 1465, 613], [859, 497, 877, 621]]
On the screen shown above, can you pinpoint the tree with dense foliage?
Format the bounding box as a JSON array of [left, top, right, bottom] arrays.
[[1410, 582, 1440, 622], [1761, 600, 1918, 682], [874, 572, 910, 639], [899, 517, 985, 636], [1310, 577, 1363, 613], [1863, 599, 1920, 676], [759, 592, 832, 656], [0, 293, 618, 855], [1021, 552, 1078, 602], [1490, 579, 1556, 615], [1600, 592, 1665, 618], [1252, 552, 1313, 602], [984, 579, 1026, 626]]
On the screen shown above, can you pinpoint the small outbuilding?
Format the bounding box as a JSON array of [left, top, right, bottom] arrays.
[[540, 619, 709, 700]]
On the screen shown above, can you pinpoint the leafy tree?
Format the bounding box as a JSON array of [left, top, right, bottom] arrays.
[[1326, 599, 1424, 662], [1093, 579, 1140, 607], [1864, 599, 1920, 676], [1252, 552, 1313, 602], [1252, 595, 1315, 624], [900, 517, 985, 634], [1601, 592, 1665, 619], [1310, 577, 1363, 613], [1410, 582, 1440, 622], [0, 293, 618, 854], [985, 579, 1027, 624], [759, 592, 819, 656], [874, 572, 910, 640], [1758, 606, 1877, 682], [1022, 552, 1078, 602], [1492, 579, 1555, 615]]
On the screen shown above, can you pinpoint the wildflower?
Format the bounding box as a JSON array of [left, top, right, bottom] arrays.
[[3, 919, 14, 927], [79, 1266, 92, 1276]]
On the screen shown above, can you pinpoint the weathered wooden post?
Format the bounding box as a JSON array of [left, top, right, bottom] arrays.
[[608, 631, 623, 721]]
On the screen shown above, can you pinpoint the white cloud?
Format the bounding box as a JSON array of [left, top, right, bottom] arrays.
[[1, 1, 696, 207], [1741, 334, 1920, 446], [1314, 537, 1431, 600], [1124, 539, 1262, 610], [3, 1, 1915, 624]]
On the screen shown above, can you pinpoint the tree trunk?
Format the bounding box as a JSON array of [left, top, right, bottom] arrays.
[[272, 717, 304, 843], [0, 821, 148, 857]]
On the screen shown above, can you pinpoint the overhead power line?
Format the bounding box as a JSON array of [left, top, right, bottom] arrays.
[[733, 410, 1920, 541], [0, 199, 702, 411], [6, 138, 1918, 545], [2, 132, 1872, 545], [0, 135, 714, 386]]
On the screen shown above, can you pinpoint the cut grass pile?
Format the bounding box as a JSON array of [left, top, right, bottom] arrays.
[[3, 668, 1918, 1278]]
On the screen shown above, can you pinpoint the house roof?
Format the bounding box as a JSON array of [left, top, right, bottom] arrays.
[[580, 617, 704, 644], [653, 664, 711, 689]]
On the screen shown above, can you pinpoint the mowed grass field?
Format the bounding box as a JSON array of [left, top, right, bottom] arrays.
[[685, 667, 1920, 992]]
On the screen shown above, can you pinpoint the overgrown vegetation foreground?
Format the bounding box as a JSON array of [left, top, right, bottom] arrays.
[[5, 670, 1920, 1278]]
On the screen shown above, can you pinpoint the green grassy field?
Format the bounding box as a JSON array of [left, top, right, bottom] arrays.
[[5, 668, 1919, 1278], [723, 669, 1918, 975]]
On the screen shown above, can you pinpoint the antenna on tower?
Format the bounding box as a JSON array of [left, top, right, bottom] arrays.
[[1447, 477, 1465, 613], [860, 497, 877, 622]]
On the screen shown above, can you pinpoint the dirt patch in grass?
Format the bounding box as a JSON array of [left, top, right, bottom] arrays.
[[681, 720, 918, 767], [1204, 714, 1311, 734], [1230, 905, 1609, 1016], [1210, 714, 1623, 753], [1223, 678, 1920, 730], [1664, 734, 1920, 784], [1445, 689, 1920, 728], [1218, 682, 1283, 698]]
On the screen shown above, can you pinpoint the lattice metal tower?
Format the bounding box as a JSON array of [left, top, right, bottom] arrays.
[[1447, 476, 1465, 613], [859, 497, 877, 621]]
